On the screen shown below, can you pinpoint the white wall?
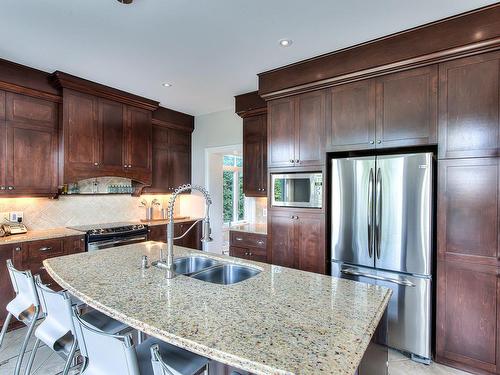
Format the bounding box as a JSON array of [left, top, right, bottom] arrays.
[[185, 109, 243, 252]]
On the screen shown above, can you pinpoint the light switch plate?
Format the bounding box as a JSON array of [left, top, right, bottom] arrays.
[[263, 208, 267, 217]]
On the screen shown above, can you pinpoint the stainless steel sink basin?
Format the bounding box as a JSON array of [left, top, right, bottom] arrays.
[[191, 264, 261, 285], [173, 256, 220, 275]]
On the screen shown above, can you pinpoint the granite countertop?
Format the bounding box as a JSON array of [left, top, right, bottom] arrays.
[[0, 227, 83, 245], [44, 242, 391, 375], [229, 223, 267, 235]]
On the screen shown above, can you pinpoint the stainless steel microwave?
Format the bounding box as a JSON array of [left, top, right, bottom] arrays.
[[271, 173, 323, 208]]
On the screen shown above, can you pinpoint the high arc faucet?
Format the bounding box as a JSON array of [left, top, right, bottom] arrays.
[[153, 184, 213, 278]]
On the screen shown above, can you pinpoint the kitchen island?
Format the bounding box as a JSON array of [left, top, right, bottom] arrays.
[[44, 241, 391, 375]]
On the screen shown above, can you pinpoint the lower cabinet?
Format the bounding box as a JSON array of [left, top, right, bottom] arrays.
[[229, 231, 268, 263], [148, 221, 202, 250], [269, 210, 325, 274], [0, 235, 85, 332]]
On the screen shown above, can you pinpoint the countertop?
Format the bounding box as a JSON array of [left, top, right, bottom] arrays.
[[44, 242, 391, 375], [229, 223, 267, 235], [0, 227, 83, 245]]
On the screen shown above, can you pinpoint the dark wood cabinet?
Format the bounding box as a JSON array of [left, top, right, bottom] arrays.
[[0, 90, 6, 191], [375, 66, 437, 147], [436, 157, 500, 374], [144, 125, 191, 193], [327, 66, 437, 151], [229, 231, 268, 263], [1, 92, 58, 196], [125, 106, 152, 183], [243, 113, 267, 196], [268, 92, 326, 168], [62, 89, 153, 184], [438, 51, 500, 159], [269, 210, 325, 273], [148, 221, 202, 250]]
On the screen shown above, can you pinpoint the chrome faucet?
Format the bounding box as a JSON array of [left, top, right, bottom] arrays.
[[153, 184, 213, 278]]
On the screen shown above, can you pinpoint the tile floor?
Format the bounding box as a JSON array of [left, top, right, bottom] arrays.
[[1, 325, 471, 375]]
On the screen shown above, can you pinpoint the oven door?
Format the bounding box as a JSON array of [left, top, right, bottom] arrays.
[[87, 235, 148, 251], [271, 173, 322, 208]]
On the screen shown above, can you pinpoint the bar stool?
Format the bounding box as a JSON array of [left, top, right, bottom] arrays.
[[72, 307, 209, 375], [0, 259, 41, 375], [24, 274, 131, 375]]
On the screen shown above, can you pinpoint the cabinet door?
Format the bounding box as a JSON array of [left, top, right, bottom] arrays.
[[375, 66, 437, 147], [295, 90, 326, 166], [64, 235, 85, 255], [147, 125, 170, 193], [327, 79, 376, 151], [269, 211, 296, 268], [268, 97, 295, 168], [438, 158, 499, 266], [98, 98, 125, 174], [438, 51, 499, 159], [436, 260, 499, 374], [64, 90, 99, 173], [168, 129, 191, 190], [243, 114, 266, 196], [149, 225, 167, 242], [0, 92, 5, 193], [296, 212, 325, 274], [0, 244, 16, 330], [0, 90, 5, 119], [125, 106, 152, 183], [174, 221, 201, 250]]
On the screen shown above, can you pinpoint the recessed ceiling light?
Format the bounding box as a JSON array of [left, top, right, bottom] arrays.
[[162, 83, 172, 87], [279, 39, 293, 47]]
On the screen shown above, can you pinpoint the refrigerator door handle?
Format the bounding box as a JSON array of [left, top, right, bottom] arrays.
[[368, 168, 374, 258], [341, 268, 416, 287], [375, 167, 382, 259]]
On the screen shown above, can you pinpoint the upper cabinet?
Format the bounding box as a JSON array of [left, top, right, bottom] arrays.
[[268, 90, 326, 168], [0, 91, 58, 196], [243, 113, 267, 196], [438, 51, 500, 159], [53, 72, 158, 185], [327, 66, 438, 151]]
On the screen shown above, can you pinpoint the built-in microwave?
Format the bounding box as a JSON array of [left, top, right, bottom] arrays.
[[271, 173, 323, 208]]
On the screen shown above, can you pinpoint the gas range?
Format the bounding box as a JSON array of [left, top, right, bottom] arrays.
[[67, 222, 149, 251]]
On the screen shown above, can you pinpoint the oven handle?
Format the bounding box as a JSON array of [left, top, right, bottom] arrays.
[[341, 268, 415, 287], [88, 235, 148, 250]]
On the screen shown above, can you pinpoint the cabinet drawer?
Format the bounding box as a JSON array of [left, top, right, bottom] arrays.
[[149, 225, 167, 242], [230, 246, 267, 263], [230, 231, 267, 249], [26, 238, 65, 262]]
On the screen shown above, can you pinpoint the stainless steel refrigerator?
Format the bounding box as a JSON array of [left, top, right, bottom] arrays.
[[330, 152, 433, 362]]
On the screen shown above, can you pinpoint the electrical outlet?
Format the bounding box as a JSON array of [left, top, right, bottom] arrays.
[[263, 208, 267, 217], [8, 211, 23, 223]]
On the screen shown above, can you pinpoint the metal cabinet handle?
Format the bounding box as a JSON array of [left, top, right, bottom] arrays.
[[7, 186, 14, 190], [341, 268, 415, 287], [94, 162, 99, 166], [128, 164, 132, 168], [39, 247, 52, 252], [295, 159, 299, 164], [375, 168, 382, 260], [235, 237, 243, 241], [367, 168, 374, 259], [256, 240, 264, 245], [370, 140, 374, 144], [0, 186, 5, 190], [289, 159, 294, 164], [377, 140, 382, 144], [15, 247, 21, 252], [124, 164, 128, 168]]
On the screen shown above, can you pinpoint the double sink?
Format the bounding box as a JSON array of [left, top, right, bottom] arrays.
[[170, 256, 261, 285]]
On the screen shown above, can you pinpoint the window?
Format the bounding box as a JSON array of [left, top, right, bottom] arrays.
[[223, 155, 245, 224]]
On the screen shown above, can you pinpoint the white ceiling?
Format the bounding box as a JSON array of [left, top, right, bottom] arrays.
[[0, 0, 496, 115]]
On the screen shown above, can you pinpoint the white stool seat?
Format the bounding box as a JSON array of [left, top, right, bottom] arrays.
[[136, 337, 209, 375], [80, 309, 129, 335]]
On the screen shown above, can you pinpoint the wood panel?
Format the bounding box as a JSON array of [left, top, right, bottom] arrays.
[[148, 225, 167, 242], [168, 129, 191, 190], [296, 212, 326, 274], [269, 211, 296, 268], [64, 89, 98, 173], [0, 120, 5, 192], [438, 158, 499, 265], [436, 260, 499, 374], [438, 51, 499, 159], [174, 221, 202, 250], [327, 79, 376, 151], [6, 92, 57, 126], [235, 91, 266, 117], [258, 4, 500, 97], [0, 90, 4, 119], [375, 65, 438, 147], [295, 90, 325, 166], [98, 98, 125, 174], [229, 246, 267, 263], [243, 114, 267, 196], [125, 106, 152, 183], [268, 97, 295, 168]]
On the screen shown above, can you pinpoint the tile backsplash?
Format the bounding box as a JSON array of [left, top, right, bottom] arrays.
[[0, 194, 183, 230]]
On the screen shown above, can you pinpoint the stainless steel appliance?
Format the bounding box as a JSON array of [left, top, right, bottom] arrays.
[[67, 222, 149, 251], [271, 172, 323, 208], [330, 152, 433, 362]]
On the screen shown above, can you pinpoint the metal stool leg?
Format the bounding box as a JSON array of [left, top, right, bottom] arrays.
[[14, 307, 39, 375], [23, 338, 41, 375], [0, 312, 13, 348], [61, 339, 78, 375]]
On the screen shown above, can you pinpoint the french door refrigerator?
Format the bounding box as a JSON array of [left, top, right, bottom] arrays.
[[330, 152, 433, 362]]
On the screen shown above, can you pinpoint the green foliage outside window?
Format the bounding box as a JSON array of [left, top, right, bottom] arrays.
[[222, 155, 245, 224], [223, 170, 234, 222]]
